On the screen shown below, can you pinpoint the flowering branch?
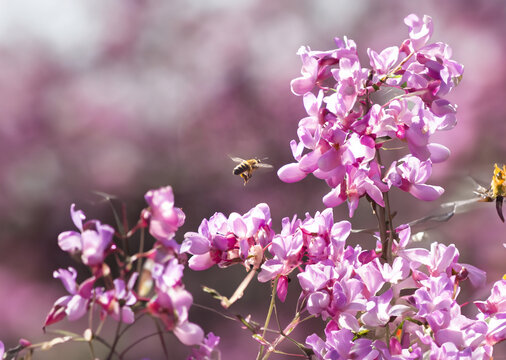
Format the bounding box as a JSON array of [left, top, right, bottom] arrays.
[[1, 13, 505, 360]]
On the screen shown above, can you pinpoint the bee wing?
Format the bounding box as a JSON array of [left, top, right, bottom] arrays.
[[229, 156, 246, 163], [257, 163, 273, 169]]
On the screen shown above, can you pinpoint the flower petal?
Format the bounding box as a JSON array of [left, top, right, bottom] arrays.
[[277, 163, 307, 183]]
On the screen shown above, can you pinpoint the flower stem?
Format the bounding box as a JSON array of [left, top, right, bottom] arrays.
[[261, 312, 303, 360], [375, 149, 395, 264], [257, 277, 279, 359], [106, 311, 123, 360], [383, 191, 395, 263]]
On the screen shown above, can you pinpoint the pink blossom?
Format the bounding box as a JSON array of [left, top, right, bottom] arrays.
[[187, 332, 221, 360], [58, 204, 115, 267], [44, 267, 95, 327], [290, 46, 339, 96], [404, 14, 433, 50], [144, 186, 185, 247], [475, 280, 506, 316], [384, 155, 444, 201], [324, 164, 386, 217], [96, 274, 138, 324], [367, 46, 399, 75], [182, 203, 273, 271], [147, 256, 204, 346], [147, 288, 204, 346], [486, 314, 506, 346]]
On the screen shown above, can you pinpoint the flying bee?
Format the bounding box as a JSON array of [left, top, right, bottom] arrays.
[[474, 164, 506, 222], [230, 156, 273, 185], [440, 164, 506, 223]]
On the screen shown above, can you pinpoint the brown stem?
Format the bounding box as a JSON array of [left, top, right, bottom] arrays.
[[375, 150, 394, 264], [383, 192, 395, 263], [373, 201, 389, 263]]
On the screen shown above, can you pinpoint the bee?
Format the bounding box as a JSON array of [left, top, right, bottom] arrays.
[[440, 164, 506, 223], [474, 164, 506, 222], [230, 156, 273, 185]]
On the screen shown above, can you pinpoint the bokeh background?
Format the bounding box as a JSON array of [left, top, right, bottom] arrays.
[[0, 0, 505, 358]]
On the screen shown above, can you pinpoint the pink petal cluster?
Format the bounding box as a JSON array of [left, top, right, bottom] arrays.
[[147, 256, 204, 346], [258, 208, 351, 301], [57, 204, 115, 268], [96, 275, 138, 324], [187, 332, 221, 360], [44, 267, 95, 327], [279, 14, 463, 215], [144, 185, 186, 248], [298, 221, 497, 359], [182, 203, 273, 271], [45, 186, 208, 351]]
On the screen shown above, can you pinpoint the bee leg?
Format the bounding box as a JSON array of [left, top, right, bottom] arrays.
[[240, 173, 248, 185], [496, 196, 504, 222]]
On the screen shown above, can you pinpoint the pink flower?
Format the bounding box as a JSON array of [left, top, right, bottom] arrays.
[[96, 274, 138, 324], [486, 314, 506, 346], [323, 163, 386, 217], [187, 332, 221, 360], [144, 186, 185, 247], [58, 204, 114, 267], [182, 203, 273, 271], [404, 14, 433, 50], [147, 287, 203, 346], [384, 155, 444, 201], [367, 46, 399, 75], [360, 289, 409, 327], [148, 257, 204, 346], [475, 280, 506, 317], [44, 267, 95, 327]]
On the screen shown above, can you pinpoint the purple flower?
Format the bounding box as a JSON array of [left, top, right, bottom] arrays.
[[298, 262, 367, 319], [475, 280, 506, 317], [187, 332, 221, 360], [147, 287, 204, 346], [384, 155, 444, 201], [404, 14, 433, 50], [323, 163, 386, 217], [182, 203, 273, 271], [44, 267, 95, 327], [290, 39, 356, 96], [96, 274, 138, 324], [434, 316, 488, 351], [486, 313, 506, 346], [307, 327, 388, 359], [147, 257, 203, 346], [257, 228, 303, 282], [411, 275, 456, 331], [375, 257, 410, 284], [58, 204, 114, 267], [144, 186, 185, 247], [367, 46, 399, 75]]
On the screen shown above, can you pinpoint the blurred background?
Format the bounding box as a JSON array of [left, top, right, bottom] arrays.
[[0, 0, 504, 358]]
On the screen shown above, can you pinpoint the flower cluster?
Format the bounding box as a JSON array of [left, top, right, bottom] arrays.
[[267, 209, 501, 358], [278, 14, 462, 216], [182, 203, 274, 271], [184, 201, 505, 358], [6, 13, 505, 360], [44, 186, 220, 357], [257, 208, 351, 302]]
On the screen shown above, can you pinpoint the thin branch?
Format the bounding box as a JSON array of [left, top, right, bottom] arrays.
[[256, 277, 278, 360], [154, 319, 169, 359], [119, 330, 166, 358]]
